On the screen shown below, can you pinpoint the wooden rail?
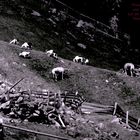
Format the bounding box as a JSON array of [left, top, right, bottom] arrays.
[[113, 102, 140, 131], [3, 124, 72, 140]]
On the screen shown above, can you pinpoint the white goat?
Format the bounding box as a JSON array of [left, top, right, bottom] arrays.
[[45, 50, 54, 56], [124, 63, 135, 77], [52, 67, 66, 81], [73, 56, 83, 63], [9, 39, 19, 45], [21, 42, 32, 49], [84, 58, 89, 64], [51, 52, 58, 59], [19, 51, 30, 58], [46, 50, 58, 59], [73, 56, 89, 64]]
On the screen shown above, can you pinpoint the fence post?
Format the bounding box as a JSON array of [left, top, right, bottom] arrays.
[[0, 118, 4, 140], [136, 118, 140, 129], [113, 102, 118, 116], [126, 111, 129, 126], [33, 134, 37, 140]]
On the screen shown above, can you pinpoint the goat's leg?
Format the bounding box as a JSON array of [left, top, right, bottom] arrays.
[[130, 70, 133, 77], [62, 72, 63, 80], [55, 74, 57, 81], [53, 74, 55, 80], [124, 69, 127, 75]]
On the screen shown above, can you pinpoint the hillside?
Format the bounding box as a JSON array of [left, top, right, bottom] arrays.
[[0, 0, 140, 140], [1, 40, 140, 117], [0, 0, 131, 71], [0, 41, 140, 140]]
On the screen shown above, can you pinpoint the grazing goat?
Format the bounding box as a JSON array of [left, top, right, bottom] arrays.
[[46, 50, 58, 59], [73, 56, 89, 64], [9, 39, 19, 45], [21, 42, 32, 49], [19, 51, 30, 58], [84, 58, 89, 65], [51, 52, 58, 59], [52, 67, 67, 81], [45, 50, 53, 56], [124, 63, 135, 77]]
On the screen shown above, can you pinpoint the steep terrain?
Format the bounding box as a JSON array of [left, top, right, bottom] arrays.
[[0, 41, 140, 140], [1, 40, 140, 117], [0, 0, 130, 71], [0, 0, 140, 140]]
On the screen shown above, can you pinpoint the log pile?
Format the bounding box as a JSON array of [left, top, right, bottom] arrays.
[[0, 82, 84, 128]]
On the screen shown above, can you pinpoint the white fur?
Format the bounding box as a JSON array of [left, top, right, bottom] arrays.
[[9, 39, 19, 45], [124, 63, 134, 77], [52, 52, 58, 59], [52, 67, 65, 81], [84, 59, 89, 64], [45, 50, 54, 56], [73, 56, 89, 64], [46, 50, 58, 59], [19, 51, 30, 58], [21, 42, 32, 49]]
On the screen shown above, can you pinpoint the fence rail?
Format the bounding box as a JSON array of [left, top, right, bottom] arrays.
[[113, 102, 140, 131], [1, 101, 140, 139], [3, 123, 72, 140]]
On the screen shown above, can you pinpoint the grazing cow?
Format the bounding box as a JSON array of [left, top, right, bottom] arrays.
[[21, 42, 32, 49], [52, 67, 66, 81], [19, 51, 30, 58], [124, 63, 135, 77], [9, 39, 19, 45], [73, 56, 89, 64]]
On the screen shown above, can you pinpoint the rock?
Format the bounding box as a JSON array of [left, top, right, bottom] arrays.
[[67, 127, 79, 138], [15, 96, 23, 103], [77, 43, 86, 49], [0, 101, 10, 109], [31, 10, 41, 17], [110, 131, 119, 138], [97, 123, 104, 129]]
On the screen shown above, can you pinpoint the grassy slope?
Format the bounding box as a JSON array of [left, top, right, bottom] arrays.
[[0, 0, 131, 71], [1, 41, 140, 140], [0, 1, 140, 139], [0, 41, 60, 92], [1, 41, 140, 118]]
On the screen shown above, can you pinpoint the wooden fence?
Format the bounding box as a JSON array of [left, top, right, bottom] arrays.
[[113, 102, 140, 130]]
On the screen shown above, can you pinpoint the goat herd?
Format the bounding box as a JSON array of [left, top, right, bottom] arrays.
[[9, 38, 89, 81], [9, 39, 140, 80]]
